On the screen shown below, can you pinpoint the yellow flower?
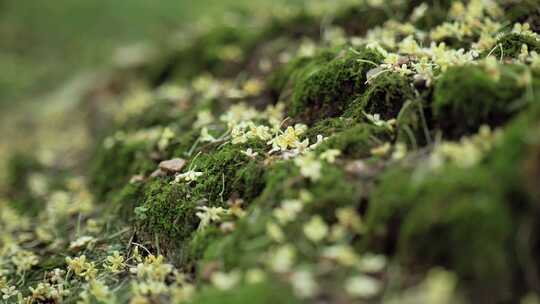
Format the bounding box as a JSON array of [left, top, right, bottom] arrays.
[[322, 245, 360, 266], [89, 280, 110, 302], [370, 142, 391, 156], [105, 251, 125, 273], [267, 245, 296, 273], [266, 222, 285, 243], [303, 216, 329, 243], [210, 271, 241, 291], [320, 149, 341, 163], [294, 153, 322, 181], [345, 275, 382, 299], [196, 206, 229, 230], [200, 127, 217, 143], [290, 270, 318, 298], [273, 200, 303, 224], [12, 250, 39, 273]]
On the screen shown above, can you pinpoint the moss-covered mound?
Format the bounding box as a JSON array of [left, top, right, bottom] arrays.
[[2, 1, 540, 303]]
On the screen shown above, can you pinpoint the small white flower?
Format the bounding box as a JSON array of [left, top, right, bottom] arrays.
[[69, 236, 96, 251], [266, 222, 285, 243], [345, 275, 382, 298], [245, 268, 266, 284], [267, 245, 296, 273], [358, 254, 387, 273], [210, 271, 241, 291], [320, 149, 341, 163], [294, 153, 322, 181], [196, 206, 229, 230], [303, 216, 329, 243], [370, 142, 391, 156], [290, 270, 318, 298], [273, 200, 303, 224], [174, 170, 203, 183], [200, 127, 216, 143], [241, 148, 259, 158]]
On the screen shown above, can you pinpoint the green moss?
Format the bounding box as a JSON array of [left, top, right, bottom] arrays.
[[168, 128, 201, 158], [407, 0, 453, 30], [287, 47, 384, 124], [201, 160, 360, 270], [394, 97, 433, 148], [432, 64, 535, 137], [153, 24, 256, 84], [315, 123, 392, 158], [189, 141, 267, 204], [193, 281, 300, 304], [504, 0, 540, 32], [334, 5, 391, 36], [303, 117, 357, 140], [345, 72, 415, 121], [90, 136, 156, 202], [108, 182, 145, 222], [134, 178, 198, 260], [117, 100, 181, 131], [135, 141, 267, 259], [267, 49, 338, 101], [258, 161, 358, 215], [487, 33, 540, 59], [4, 153, 43, 215], [182, 225, 223, 269], [367, 165, 514, 299]]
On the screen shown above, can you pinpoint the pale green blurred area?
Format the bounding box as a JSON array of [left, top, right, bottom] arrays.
[[0, 0, 301, 186], [0, 0, 297, 105]]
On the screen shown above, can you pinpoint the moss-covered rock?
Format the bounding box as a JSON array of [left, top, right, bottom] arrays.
[[134, 142, 267, 257], [432, 64, 536, 137], [286, 48, 384, 124], [366, 165, 514, 300], [345, 72, 415, 121]]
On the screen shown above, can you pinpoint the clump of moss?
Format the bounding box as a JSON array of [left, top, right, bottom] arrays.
[[287, 48, 384, 124], [267, 49, 338, 101], [366, 165, 514, 300], [200, 160, 360, 271], [487, 33, 540, 59], [188, 141, 267, 204], [315, 123, 392, 159], [432, 64, 535, 138], [90, 136, 156, 202], [134, 178, 197, 257], [135, 141, 267, 256], [345, 72, 415, 121]]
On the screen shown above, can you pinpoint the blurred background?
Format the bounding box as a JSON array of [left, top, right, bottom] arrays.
[[0, 0, 295, 106], [0, 0, 301, 185]]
